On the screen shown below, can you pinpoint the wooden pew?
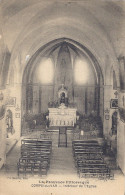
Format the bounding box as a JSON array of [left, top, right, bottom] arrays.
[[21, 139, 52, 145], [17, 139, 52, 177], [72, 140, 112, 180], [78, 167, 110, 179], [17, 161, 48, 177]]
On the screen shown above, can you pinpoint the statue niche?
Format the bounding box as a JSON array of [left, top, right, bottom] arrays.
[[58, 84, 68, 107], [6, 109, 15, 138], [60, 92, 65, 104]]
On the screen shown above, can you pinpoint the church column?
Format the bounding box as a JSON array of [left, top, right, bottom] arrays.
[[94, 85, 97, 112], [32, 84, 39, 114], [117, 87, 125, 173], [99, 86, 104, 120], [0, 89, 7, 168], [26, 83, 33, 113], [39, 84, 41, 113], [85, 86, 87, 114]]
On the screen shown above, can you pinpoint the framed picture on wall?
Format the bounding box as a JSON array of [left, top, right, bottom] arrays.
[[15, 113, 20, 118], [6, 97, 16, 107], [105, 114, 110, 120], [110, 99, 118, 109]]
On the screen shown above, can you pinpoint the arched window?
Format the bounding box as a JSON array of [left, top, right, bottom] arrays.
[[74, 58, 90, 84], [37, 58, 54, 84]]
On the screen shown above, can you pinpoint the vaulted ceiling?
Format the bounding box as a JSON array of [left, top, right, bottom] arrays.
[[0, 0, 125, 86]]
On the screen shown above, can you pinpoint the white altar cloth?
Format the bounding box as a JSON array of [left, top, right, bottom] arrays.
[[48, 104, 77, 127]]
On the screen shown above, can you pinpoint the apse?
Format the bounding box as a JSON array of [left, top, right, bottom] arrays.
[[22, 40, 101, 117]]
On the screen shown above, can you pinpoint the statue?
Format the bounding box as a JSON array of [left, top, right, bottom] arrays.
[[60, 92, 65, 104], [58, 84, 68, 106]]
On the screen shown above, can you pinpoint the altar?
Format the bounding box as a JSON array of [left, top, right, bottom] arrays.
[[48, 84, 77, 127], [48, 104, 77, 127]]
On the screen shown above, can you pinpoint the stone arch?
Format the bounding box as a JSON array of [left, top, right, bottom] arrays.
[[22, 38, 104, 87], [21, 38, 104, 127]]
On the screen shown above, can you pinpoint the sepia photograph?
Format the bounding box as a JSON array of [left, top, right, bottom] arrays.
[[0, 0, 125, 195]]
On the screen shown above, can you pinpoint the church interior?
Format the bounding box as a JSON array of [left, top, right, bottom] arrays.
[[0, 0, 125, 183]]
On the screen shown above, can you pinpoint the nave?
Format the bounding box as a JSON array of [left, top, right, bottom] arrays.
[[0, 127, 123, 181]]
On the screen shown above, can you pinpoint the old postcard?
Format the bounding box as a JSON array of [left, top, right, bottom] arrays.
[[0, 0, 125, 195]]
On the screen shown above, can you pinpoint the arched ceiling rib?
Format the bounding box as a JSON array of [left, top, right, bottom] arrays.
[[2, 1, 123, 54], [2, 1, 124, 87], [23, 39, 103, 87]]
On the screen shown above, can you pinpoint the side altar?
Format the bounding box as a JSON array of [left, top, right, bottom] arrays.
[[47, 84, 77, 127]]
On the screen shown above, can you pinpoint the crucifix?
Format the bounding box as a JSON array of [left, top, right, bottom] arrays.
[[114, 91, 118, 98], [104, 108, 110, 113]]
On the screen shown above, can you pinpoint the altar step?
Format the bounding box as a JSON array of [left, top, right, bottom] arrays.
[[48, 126, 74, 132], [58, 127, 67, 147]]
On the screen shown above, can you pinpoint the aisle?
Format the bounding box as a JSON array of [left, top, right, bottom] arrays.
[[49, 147, 77, 176], [48, 131, 77, 177]]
